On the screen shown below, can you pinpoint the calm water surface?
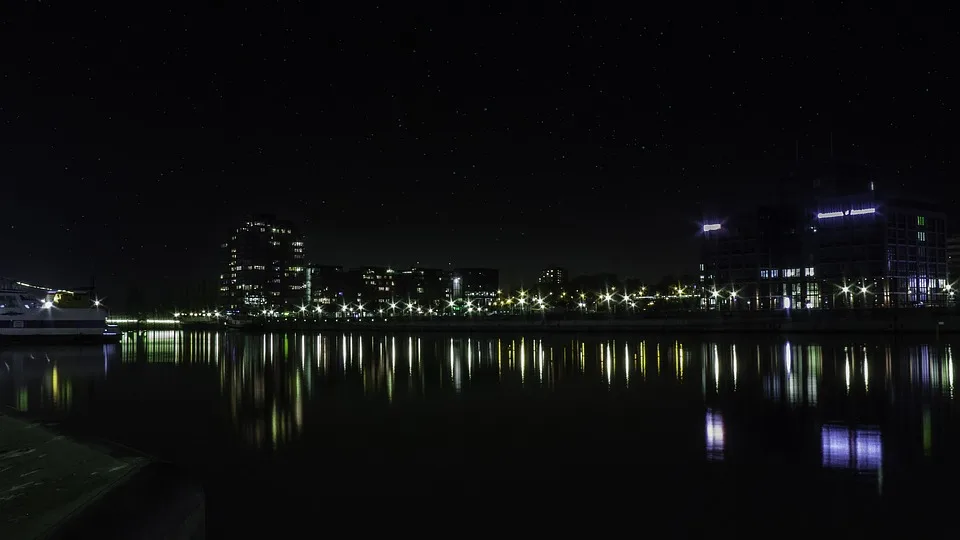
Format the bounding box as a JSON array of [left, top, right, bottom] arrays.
[[3, 331, 960, 532]]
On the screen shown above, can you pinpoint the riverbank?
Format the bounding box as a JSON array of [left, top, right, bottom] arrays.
[[168, 310, 960, 335]]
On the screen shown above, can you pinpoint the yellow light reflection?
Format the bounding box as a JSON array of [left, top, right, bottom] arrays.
[[538, 340, 544, 384], [624, 343, 630, 386], [51, 363, 59, 405], [639, 341, 646, 378]]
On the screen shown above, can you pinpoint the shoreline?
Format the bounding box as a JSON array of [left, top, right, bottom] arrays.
[[110, 310, 960, 335]]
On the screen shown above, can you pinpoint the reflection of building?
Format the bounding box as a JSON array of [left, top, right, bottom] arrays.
[[450, 268, 499, 307], [761, 342, 821, 407], [220, 215, 307, 313], [221, 334, 304, 450], [701, 177, 949, 309], [705, 409, 724, 461], [821, 425, 882, 471]]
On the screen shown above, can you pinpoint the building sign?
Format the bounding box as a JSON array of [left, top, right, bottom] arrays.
[[816, 207, 876, 219]]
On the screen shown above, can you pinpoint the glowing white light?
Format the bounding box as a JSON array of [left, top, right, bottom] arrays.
[[41, 301, 53, 309], [817, 207, 876, 219], [702, 223, 721, 232]]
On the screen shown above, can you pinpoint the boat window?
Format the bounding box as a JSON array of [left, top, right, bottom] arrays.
[[0, 295, 19, 308], [20, 295, 41, 309]]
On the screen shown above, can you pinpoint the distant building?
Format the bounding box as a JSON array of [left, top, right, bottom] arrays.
[[396, 267, 448, 309], [220, 214, 306, 313], [701, 176, 949, 309], [306, 265, 347, 308], [450, 268, 499, 308], [538, 267, 568, 286], [348, 266, 397, 310]]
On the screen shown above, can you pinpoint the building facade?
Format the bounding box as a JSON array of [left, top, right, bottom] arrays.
[[538, 267, 568, 286], [450, 268, 499, 308], [948, 234, 960, 285], [701, 184, 948, 310], [306, 265, 347, 308], [220, 215, 306, 313], [396, 267, 448, 309], [349, 266, 397, 310]]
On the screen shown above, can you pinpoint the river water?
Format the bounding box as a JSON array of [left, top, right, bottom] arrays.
[[2, 331, 959, 533]]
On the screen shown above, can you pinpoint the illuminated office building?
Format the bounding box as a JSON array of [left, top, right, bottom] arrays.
[[701, 173, 948, 309], [220, 215, 307, 313]]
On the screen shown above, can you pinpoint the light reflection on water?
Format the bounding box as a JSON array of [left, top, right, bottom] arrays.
[[2, 331, 959, 486]]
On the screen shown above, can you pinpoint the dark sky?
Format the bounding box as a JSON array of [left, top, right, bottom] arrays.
[[2, 6, 958, 307]]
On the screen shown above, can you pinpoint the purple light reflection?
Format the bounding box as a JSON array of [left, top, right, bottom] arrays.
[[821, 425, 882, 471], [706, 409, 724, 461]]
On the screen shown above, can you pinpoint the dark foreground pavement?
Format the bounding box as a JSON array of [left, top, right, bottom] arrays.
[[1, 414, 204, 539]]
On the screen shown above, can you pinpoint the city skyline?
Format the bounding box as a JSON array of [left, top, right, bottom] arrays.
[[4, 8, 959, 308]]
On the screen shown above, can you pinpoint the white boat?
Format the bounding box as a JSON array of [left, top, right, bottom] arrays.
[[0, 288, 119, 343]]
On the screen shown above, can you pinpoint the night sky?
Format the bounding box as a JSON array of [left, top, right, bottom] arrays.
[[2, 6, 958, 308]]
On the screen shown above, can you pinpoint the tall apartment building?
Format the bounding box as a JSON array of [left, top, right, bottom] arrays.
[[220, 214, 306, 313]]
